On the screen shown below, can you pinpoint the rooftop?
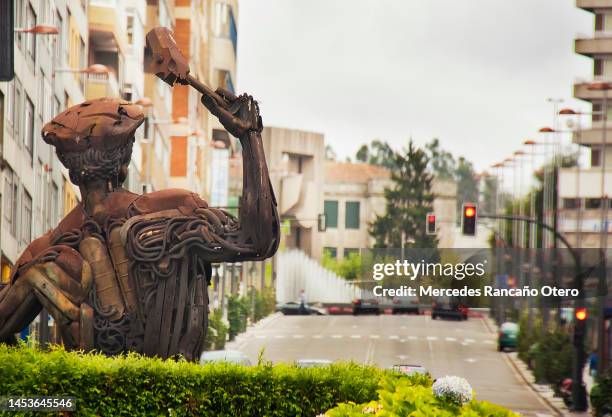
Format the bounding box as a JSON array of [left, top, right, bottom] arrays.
[[325, 161, 390, 183]]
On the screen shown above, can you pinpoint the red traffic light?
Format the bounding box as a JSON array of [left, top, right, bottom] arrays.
[[426, 213, 436, 235], [427, 214, 436, 223], [575, 307, 588, 321], [464, 206, 476, 218]]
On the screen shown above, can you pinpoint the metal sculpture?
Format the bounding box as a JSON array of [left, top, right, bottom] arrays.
[[0, 27, 279, 361]]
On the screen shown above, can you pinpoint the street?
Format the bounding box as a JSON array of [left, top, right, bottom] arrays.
[[231, 314, 556, 417]]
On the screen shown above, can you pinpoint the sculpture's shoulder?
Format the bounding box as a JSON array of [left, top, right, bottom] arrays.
[[128, 188, 208, 217]]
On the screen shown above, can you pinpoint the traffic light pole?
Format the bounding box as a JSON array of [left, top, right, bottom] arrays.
[[480, 213, 587, 411]]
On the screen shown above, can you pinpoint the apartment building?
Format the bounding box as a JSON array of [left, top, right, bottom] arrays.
[[0, 0, 88, 284], [558, 1, 612, 248], [322, 164, 457, 260]]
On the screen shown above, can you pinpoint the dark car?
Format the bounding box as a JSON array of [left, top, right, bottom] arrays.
[[498, 322, 519, 351], [353, 298, 380, 315], [431, 296, 468, 320], [277, 301, 325, 316], [391, 296, 420, 314]]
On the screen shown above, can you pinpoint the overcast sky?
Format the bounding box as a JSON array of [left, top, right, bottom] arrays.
[[236, 0, 593, 172]]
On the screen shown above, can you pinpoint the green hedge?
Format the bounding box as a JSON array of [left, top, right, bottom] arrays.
[[203, 309, 228, 350], [325, 375, 519, 417], [0, 345, 386, 417], [591, 369, 612, 417]]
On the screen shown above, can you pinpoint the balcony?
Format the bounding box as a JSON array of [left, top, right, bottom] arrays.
[[577, 0, 612, 12], [575, 32, 612, 57], [88, 0, 127, 54], [85, 72, 120, 100], [574, 77, 612, 100], [558, 167, 612, 198], [573, 126, 612, 145]]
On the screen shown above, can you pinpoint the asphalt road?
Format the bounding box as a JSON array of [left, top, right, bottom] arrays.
[[230, 314, 557, 417]]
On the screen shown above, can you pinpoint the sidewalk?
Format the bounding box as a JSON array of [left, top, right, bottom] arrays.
[[484, 316, 591, 417]]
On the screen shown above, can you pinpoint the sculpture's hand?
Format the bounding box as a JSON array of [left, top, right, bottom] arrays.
[[200, 88, 262, 138]]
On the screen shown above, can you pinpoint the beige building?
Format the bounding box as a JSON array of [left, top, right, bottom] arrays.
[[321, 164, 457, 260], [262, 126, 326, 259], [558, 0, 612, 248]]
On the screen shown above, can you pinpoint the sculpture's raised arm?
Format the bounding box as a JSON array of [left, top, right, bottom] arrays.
[[145, 27, 280, 261]]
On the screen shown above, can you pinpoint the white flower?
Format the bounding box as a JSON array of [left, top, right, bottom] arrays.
[[432, 376, 473, 405]]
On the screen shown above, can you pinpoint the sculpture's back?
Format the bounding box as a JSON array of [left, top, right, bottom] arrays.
[[0, 27, 280, 361]]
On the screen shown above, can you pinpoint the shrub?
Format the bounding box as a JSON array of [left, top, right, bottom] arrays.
[[0, 345, 386, 417], [203, 309, 228, 350], [530, 329, 573, 386], [227, 295, 249, 340], [324, 375, 519, 417], [591, 369, 612, 417]]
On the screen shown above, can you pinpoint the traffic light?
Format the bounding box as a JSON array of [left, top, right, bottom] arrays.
[[573, 306, 588, 344], [426, 213, 436, 235], [461, 203, 477, 236], [0, 0, 14, 81]]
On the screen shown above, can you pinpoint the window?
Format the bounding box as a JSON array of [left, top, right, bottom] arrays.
[[562, 198, 581, 210], [345, 201, 360, 229], [15, 0, 25, 50], [324, 200, 338, 228], [586, 198, 603, 209], [54, 11, 63, 63], [592, 148, 601, 167], [21, 191, 32, 245], [6, 80, 14, 133], [0, 91, 4, 148], [126, 14, 135, 46], [24, 95, 34, 157], [13, 78, 22, 140], [214, 2, 231, 37], [344, 248, 359, 258], [26, 4, 36, 67], [4, 169, 18, 237], [51, 183, 59, 226], [323, 247, 337, 259]]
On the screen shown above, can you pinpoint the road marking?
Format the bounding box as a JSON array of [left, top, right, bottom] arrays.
[[274, 335, 285, 339], [535, 414, 554, 417], [293, 335, 304, 339], [389, 335, 399, 340], [464, 338, 475, 343], [445, 337, 457, 342], [426, 336, 438, 341], [331, 334, 343, 339], [255, 335, 267, 339], [370, 335, 380, 339], [313, 335, 323, 339], [350, 335, 362, 339], [483, 340, 495, 345], [400, 339, 406, 343], [407, 336, 418, 340], [465, 358, 477, 363]]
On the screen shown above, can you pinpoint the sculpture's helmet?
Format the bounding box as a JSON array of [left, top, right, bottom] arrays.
[[42, 97, 144, 153], [41, 97, 145, 185]]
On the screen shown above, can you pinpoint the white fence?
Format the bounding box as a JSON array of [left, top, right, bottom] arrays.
[[276, 249, 362, 304]]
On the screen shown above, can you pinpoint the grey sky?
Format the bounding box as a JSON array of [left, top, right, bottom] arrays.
[[236, 0, 592, 171]]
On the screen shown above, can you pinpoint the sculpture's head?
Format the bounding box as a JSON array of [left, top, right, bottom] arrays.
[[41, 97, 144, 187]]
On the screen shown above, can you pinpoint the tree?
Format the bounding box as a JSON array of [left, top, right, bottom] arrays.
[[455, 156, 479, 218], [426, 138, 455, 180], [325, 144, 337, 161], [355, 144, 369, 163], [370, 140, 437, 248], [354, 140, 397, 170]]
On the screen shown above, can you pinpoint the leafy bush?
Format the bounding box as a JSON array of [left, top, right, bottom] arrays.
[[591, 370, 612, 417], [0, 345, 387, 417], [203, 309, 227, 350], [253, 287, 276, 322], [227, 295, 249, 339], [324, 375, 519, 417], [530, 329, 573, 385]]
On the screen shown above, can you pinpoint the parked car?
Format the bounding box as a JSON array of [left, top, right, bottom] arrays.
[[431, 296, 468, 320], [392, 364, 428, 376], [296, 359, 333, 368], [391, 296, 420, 314], [277, 301, 325, 316], [353, 298, 380, 315], [497, 322, 519, 351], [200, 350, 252, 366]]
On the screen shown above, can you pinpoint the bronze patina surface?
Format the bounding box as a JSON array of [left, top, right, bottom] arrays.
[[0, 28, 279, 361]]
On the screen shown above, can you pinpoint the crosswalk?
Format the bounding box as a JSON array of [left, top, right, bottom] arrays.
[[242, 333, 497, 345]]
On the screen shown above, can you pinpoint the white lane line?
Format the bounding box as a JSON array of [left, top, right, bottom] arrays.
[[293, 335, 304, 339], [445, 337, 457, 342], [313, 335, 323, 339], [331, 334, 343, 339], [400, 339, 406, 343], [350, 335, 362, 339], [255, 335, 267, 339], [464, 338, 475, 343], [389, 335, 399, 340], [274, 335, 285, 339], [426, 336, 438, 341], [483, 340, 495, 345], [370, 335, 380, 339], [407, 336, 418, 340]]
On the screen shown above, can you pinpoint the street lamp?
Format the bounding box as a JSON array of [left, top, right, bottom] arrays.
[[14, 25, 59, 35]]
